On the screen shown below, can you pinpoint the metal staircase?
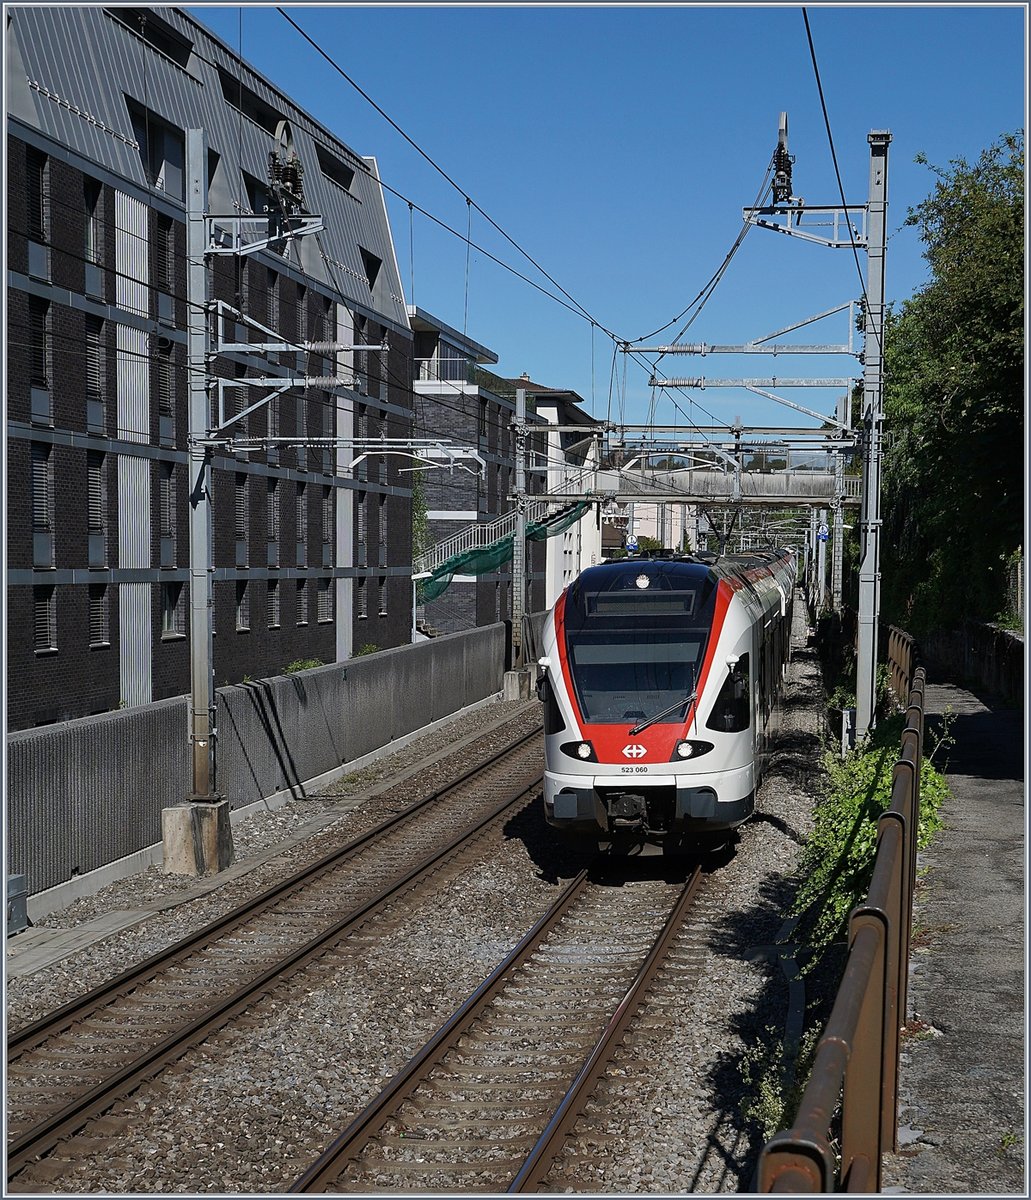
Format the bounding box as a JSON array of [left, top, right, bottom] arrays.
[[413, 498, 556, 575]]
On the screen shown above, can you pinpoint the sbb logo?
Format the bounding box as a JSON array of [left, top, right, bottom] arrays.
[[622, 744, 647, 759]]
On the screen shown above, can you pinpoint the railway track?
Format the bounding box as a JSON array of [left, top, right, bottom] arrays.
[[7, 729, 543, 1189], [291, 865, 707, 1193]]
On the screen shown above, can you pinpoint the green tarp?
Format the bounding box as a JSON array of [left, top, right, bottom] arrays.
[[418, 502, 590, 603]]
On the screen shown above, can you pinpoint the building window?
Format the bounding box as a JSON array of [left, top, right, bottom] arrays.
[[295, 394, 308, 471], [296, 481, 308, 564], [354, 404, 367, 481], [320, 397, 334, 473], [84, 178, 103, 265], [321, 295, 335, 343], [242, 169, 272, 219], [33, 585, 57, 653], [87, 450, 107, 568], [155, 213, 175, 322], [161, 580, 185, 638], [377, 576, 388, 617], [296, 283, 307, 342], [266, 390, 280, 465], [267, 579, 281, 629], [296, 578, 309, 626], [235, 256, 250, 323], [28, 298, 49, 384], [358, 247, 381, 292], [232, 361, 249, 443], [85, 316, 106, 431], [353, 314, 369, 395], [317, 577, 333, 623], [235, 580, 250, 631], [27, 147, 48, 242], [89, 584, 110, 647], [235, 473, 248, 565], [127, 101, 185, 202], [159, 461, 176, 568], [106, 7, 194, 68], [266, 268, 279, 330], [378, 494, 388, 565], [267, 477, 280, 567], [29, 297, 51, 424], [435, 338, 468, 383], [157, 343, 175, 444], [356, 490, 367, 566], [155, 213, 174, 289], [267, 477, 280, 540], [356, 576, 367, 619], [315, 143, 355, 191], [321, 486, 334, 564], [31, 442, 54, 568]]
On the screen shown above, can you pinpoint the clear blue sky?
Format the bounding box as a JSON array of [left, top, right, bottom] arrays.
[[187, 4, 1026, 429]]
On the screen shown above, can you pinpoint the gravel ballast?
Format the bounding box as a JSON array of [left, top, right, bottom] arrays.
[[7, 602, 829, 1193]]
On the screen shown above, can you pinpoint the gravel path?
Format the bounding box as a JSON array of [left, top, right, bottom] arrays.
[[7, 599, 829, 1194]]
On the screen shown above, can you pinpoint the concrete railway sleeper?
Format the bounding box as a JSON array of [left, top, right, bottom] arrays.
[[6, 732, 544, 1188], [290, 868, 706, 1194]]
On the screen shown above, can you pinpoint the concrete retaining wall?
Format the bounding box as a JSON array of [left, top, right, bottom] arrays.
[[7, 624, 507, 897], [920, 623, 1024, 705]]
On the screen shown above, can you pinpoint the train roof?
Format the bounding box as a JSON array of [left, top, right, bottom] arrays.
[[579, 548, 794, 592]]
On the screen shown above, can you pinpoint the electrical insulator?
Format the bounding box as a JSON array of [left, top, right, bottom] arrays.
[[773, 145, 794, 204]]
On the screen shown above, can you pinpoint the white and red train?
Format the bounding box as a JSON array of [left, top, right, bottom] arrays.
[[536, 548, 796, 854]]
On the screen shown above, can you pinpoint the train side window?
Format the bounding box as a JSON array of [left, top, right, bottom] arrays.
[[706, 653, 751, 733], [537, 670, 566, 735]]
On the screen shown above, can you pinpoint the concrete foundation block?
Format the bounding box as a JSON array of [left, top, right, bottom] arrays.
[[503, 668, 531, 701], [161, 799, 235, 877]]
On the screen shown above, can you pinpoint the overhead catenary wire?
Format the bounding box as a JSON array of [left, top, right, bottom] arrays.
[[16, 13, 793, 476], [100, 8, 812, 470], [274, 10, 782, 460], [801, 7, 881, 355], [12, 195, 723, 481], [274, 7, 614, 338]]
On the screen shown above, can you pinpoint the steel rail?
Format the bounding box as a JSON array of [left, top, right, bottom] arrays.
[[508, 866, 704, 1192], [291, 869, 705, 1194], [8, 750, 543, 1181], [289, 870, 592, 1192], [8, 726, 540, 1060]]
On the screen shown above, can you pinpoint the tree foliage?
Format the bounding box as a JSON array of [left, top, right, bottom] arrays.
[[881, 132, 1024, 632]]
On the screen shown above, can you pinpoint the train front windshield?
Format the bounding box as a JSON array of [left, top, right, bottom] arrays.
[[562, 565, 718, 725]]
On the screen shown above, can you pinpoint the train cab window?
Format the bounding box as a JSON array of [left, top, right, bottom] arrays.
[[706, 653, 751, 733]]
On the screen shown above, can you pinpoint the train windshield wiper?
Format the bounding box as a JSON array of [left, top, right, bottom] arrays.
[[629, 691, 697, 737]]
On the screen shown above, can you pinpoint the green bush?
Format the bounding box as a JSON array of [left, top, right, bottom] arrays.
[[791, 715, 949, 954], [283, 657, 323, 674]]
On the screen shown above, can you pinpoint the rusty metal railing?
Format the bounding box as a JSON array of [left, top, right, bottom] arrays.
[[758, 666, 926, 1193], [886, 626, 920, 705]]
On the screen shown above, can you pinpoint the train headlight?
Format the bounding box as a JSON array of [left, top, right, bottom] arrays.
[[560, 740, 597, 762], [670, 740, 714, 762]]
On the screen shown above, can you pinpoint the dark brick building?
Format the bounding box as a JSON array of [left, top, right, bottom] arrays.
[[6, 6, 417, 729]]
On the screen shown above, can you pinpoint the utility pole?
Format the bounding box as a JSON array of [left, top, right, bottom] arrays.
[[832, 448, 845, 610], [164, 127, 484, 876], [511, 386, 528, 668], [856, 132, 891, 737], [741, 114, 890, 739], [817, 507, 829, 612], [161, 128, 233, 876]]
